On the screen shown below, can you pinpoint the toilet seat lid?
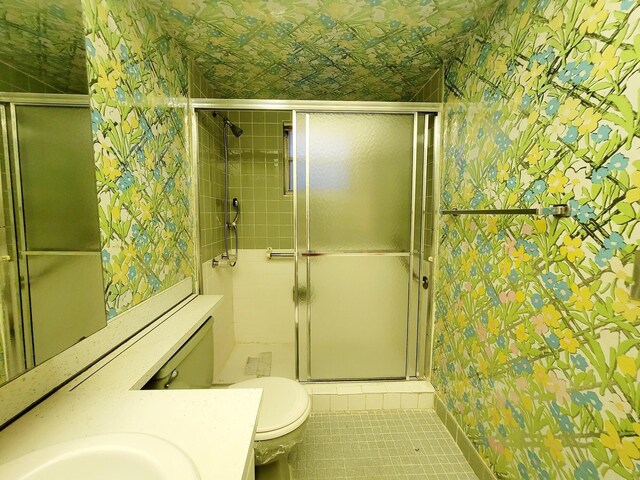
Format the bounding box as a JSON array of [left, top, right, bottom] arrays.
[[230, 377, 310, 434]]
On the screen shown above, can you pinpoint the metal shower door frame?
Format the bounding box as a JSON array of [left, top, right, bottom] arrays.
[[190, 99, 442, 382], [1, 94, 103, 372], [291, 108, 439, 382]]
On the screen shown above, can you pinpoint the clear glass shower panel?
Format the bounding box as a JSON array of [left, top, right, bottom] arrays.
[[307, 113, 413, 252], [309, 256, 409, 380]]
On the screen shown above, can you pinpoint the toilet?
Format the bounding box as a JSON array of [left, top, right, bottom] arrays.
[[144, 318, 310, 480]]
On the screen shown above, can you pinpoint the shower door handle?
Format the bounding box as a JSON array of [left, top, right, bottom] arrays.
[[293, 286, 307, 302]]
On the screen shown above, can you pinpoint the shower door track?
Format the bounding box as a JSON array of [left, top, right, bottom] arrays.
[[191, 99, 442, 114]]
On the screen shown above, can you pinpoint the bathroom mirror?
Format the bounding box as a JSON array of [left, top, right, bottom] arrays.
[[0, 0, 106, 387]]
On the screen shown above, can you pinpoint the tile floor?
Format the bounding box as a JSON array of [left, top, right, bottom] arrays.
[[290, 410, 478, 480]]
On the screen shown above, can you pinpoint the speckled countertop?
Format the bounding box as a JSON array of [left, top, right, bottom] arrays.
[[0, 295, 262, 480]]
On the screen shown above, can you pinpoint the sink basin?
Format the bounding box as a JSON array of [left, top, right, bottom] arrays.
[[0, 432, 200, 480]]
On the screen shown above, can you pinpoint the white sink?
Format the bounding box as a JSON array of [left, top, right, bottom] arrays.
[[0, 432, 200, 480]]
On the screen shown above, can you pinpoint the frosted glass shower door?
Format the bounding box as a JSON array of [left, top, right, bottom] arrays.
[[297, 113, 414, 380]]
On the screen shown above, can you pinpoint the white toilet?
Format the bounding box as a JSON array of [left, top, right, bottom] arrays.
[[145, 318, 310, 480]]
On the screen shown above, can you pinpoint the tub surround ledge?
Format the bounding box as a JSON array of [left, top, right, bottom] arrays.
[[0, 295, 262, 480]]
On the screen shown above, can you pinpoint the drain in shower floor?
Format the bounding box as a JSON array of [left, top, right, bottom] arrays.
[[244, 351, 272, 377]]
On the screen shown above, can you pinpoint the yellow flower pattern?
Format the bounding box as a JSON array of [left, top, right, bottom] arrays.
[[83, 0, 194, 316], [436, 0, 640, 478]]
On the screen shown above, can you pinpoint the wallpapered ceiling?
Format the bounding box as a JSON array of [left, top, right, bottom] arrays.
[[149, 0, 498, 101], [83, 0, 194, 317], [436, 0, 640, 478], [0, 0, 87, 93]]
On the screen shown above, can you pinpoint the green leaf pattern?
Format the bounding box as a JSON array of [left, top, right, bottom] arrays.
[[147, 0, 499, 101], [436, 0, 640, 478], [0, 0, 87, 93], [82, 0, 194, 318]]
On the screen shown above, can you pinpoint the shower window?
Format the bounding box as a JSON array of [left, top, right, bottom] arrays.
[[283, 123, 293, 195]]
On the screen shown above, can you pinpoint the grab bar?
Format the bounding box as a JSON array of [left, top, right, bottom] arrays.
[[266, 248, 294, 259], [441, 204, 570, 218]]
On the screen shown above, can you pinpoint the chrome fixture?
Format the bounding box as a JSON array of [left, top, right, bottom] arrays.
[[212, 111, 243, 137], [266, 247, 295, 259], [441, 204, 570, 218], [211, 111, 243, 268]]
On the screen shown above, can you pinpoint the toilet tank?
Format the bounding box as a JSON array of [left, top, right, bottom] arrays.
[[143, 317, 214, 390]]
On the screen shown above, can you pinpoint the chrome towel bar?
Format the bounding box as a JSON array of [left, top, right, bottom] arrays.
[[441, 204, 570, 218], [266, 248, 294, 259]]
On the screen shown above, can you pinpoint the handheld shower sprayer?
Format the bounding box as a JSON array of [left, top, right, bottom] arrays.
[[210, 111, 242, 268], [231, 198, 240, 225]]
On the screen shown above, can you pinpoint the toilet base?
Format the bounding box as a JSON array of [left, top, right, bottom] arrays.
[[255, 454, 290, 480], [254, 421, 308, 465]]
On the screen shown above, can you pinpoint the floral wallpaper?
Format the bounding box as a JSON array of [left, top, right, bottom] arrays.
[[435, 0, 640, 478], [82, 0, 194, 317], [147, 0, 498, 101], [0, 0, 87, 93]]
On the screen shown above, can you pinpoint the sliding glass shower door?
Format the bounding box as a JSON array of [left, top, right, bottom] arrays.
[[295, 113, 415, 380]]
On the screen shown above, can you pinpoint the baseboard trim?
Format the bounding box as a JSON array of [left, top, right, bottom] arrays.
[[434, 394, 499, 480]]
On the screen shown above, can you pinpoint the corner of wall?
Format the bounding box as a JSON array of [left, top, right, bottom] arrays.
[[82, 0, 195, 317]]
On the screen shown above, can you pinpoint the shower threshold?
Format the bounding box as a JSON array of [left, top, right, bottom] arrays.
[[303, 380, 434, 412]]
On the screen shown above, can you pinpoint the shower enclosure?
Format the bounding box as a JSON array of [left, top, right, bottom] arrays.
[[193, 101, 440, 384], [0, 96, 106, 384]]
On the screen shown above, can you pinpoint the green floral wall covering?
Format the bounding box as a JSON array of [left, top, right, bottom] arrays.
[[435, 0, 640, 478], [148, 0, 498, 101], [0, 0, 87, 93], [83, 0, 194, 317]]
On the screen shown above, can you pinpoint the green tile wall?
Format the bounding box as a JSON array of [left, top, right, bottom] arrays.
[[411, 68, 444, 103], [198, 112, 226, 262], [189, 59, 217, 99], [226, 110, 294, 250], [198, 109, 294, 256]]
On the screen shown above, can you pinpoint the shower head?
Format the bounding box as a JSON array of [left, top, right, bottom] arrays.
[[229, 123, 243, 138], [212, 111, 243, 137]]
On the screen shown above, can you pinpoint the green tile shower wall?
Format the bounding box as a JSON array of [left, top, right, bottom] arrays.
[[411, 69, 444, 103], [82, 0, 194, 318], [434, 0, 640, 479], [198, 112, 226, 263], [230, 110, 294, 250], [199, 109, 294, 258]]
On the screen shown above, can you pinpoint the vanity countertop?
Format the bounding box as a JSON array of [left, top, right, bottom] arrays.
[[0, 295, 262, 480]]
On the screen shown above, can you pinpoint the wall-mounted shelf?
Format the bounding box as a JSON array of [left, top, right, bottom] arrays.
[[441, 204, 570, 218]]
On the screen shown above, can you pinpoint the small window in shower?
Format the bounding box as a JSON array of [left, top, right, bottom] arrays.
[[283, 123, 293, 195]]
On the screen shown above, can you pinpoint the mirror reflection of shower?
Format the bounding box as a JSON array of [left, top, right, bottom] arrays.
[[212, 111, 242, 267]]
